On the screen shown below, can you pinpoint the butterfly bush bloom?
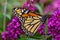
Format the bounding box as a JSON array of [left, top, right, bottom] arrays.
[[48, 9, 60, 40], [52, 0, 60, 9], [38, 0, 60, 39], [23, 0, 37, 11], [2, 17, 23, 40], [43, 5, 52, 14], [44, 0, 60, 14], [38, 24, 45, 35]]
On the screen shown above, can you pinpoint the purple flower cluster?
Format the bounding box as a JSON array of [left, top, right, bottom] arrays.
[[52, 0, 60, 9], [23, 0, 37, 12], [38, 24, 45, 35], [43, 5, 52, 14], [1, 0, 60, 40], [43, 0, 60, 14], [48, 9, 60, 40], [2, 17, 23, 40], [38, 0, 60, 40]]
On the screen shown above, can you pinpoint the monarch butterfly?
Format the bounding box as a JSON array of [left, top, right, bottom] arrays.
[[12, 7, 48, 36]]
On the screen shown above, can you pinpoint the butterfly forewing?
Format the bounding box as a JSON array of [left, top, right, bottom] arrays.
[[22, 16, 42, 36]]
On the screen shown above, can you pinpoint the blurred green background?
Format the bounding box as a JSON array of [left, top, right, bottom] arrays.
[[0, 0, 52, 40], [0, 0, 27, 40], [0, 0, 26, 32]]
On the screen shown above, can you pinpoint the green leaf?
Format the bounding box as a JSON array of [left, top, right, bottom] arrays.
[[19, 35, 38, 40], [27, 38, 38, 40], [18, 35, 27, 40], [0, 30, 2, 33], [0, 13, 3, 32], [47, 36, 52, 40], [6, 14, 11, 19], [7, 3, 13, 12], [18, 33, 45, 40], [29, 32, 41, 39], [35, 4, 43, 15], [3, 13, 11, 20]]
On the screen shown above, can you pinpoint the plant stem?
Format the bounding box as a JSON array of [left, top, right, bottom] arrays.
[[44, 18, 48, 40], [3, 0, 7, 31]]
